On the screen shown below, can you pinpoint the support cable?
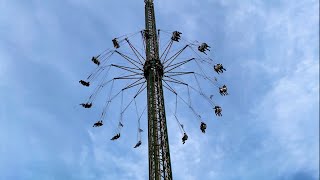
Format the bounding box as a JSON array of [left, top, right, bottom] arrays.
[[116, 91, 125, 132], [98, 50, 115, 66], [176, 93, 202, 122], [165, 71, 194, 77], [125, 38, 146, 64], [134, 99, 147, 142], [174, 94, 185, 135], [122, 78, 145, 91], [159, 39, 171, 57], [160, 30, 215, 68], [189, 46, 213, 71], [100, 79, 146, 132], [163, 45, 189, 67], [164, 58, 195, 72], [163, 76, 188, 86], [173, 72, 217, 107], [162, 80, 177, 95], [194, 72, 221, 88], [100, 79, 115, 121], [114, 31, 137, 40], [174, 114, 185, 135], [120, 82, 146, 116], [162, 78, 202, 123], [87, 52, 114, 81], [160, 40, 173, 63], [115, 50, 144, 70], [164, 75, 217, 108], [113, 73, 144, 80], [87, 65, 112, 102], [111, 64, 142, 74]]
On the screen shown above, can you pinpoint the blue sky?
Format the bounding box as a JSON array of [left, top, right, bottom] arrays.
[[0, 0, 319, 180]]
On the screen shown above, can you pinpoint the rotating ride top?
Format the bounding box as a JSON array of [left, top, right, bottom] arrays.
[[78, 0, 228, 179]]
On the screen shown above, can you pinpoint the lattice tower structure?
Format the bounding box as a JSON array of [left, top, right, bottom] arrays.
[[143, 0, 173, 179]]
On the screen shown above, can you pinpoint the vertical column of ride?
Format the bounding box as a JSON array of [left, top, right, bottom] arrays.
[[144, 0, 172, 180]]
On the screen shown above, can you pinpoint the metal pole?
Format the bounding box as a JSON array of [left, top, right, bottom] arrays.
[[144, 1, 173, 179]]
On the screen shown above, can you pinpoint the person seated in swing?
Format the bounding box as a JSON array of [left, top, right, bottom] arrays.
[[93, 120, 103, 127], [214, 64, 226, 74], [214, 64, 221, 74], [79, 80, 90, 86], [219, 85, 228, 96], [203, 43, 210, 50], [182, 133, 188, 144], [217, 63, 226, 73], [198, 43, 211, 54], [200, 122, 207, 133], [112, 38, 120, 49], [134, 140, 142, 148], [222, 85, 228, 95], [91, 56, 100, 66], [171, 31, 182, 42], [111, 133, 121, 140], [219, 87, 224, 96], [219, 87, 227, 96], [214, 106, 222, 116], [80, 103, 92, 108]]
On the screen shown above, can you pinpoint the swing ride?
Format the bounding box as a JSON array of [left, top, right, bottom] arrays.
[[78, 1, 228, 179]]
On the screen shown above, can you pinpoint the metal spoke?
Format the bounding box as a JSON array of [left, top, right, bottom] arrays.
[[164, 58, 195, 72], [115, 50, 143, 70], [163, 45, 188, 66], [111, 64, 142, 74], [125, 38, 146, 64], [165, 71, 194, 77]]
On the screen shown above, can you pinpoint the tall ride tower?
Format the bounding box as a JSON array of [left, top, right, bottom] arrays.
[[143, 0, 172, 179], [79, 0, 227, 179]]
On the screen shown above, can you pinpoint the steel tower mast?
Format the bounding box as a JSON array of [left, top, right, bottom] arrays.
[[143, 0, 172, 179]]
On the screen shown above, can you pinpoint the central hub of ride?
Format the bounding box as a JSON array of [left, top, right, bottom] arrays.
[[143, 59, 164, 79]]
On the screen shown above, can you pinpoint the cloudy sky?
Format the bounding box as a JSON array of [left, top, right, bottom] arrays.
[[0, 0, 319, 180]]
